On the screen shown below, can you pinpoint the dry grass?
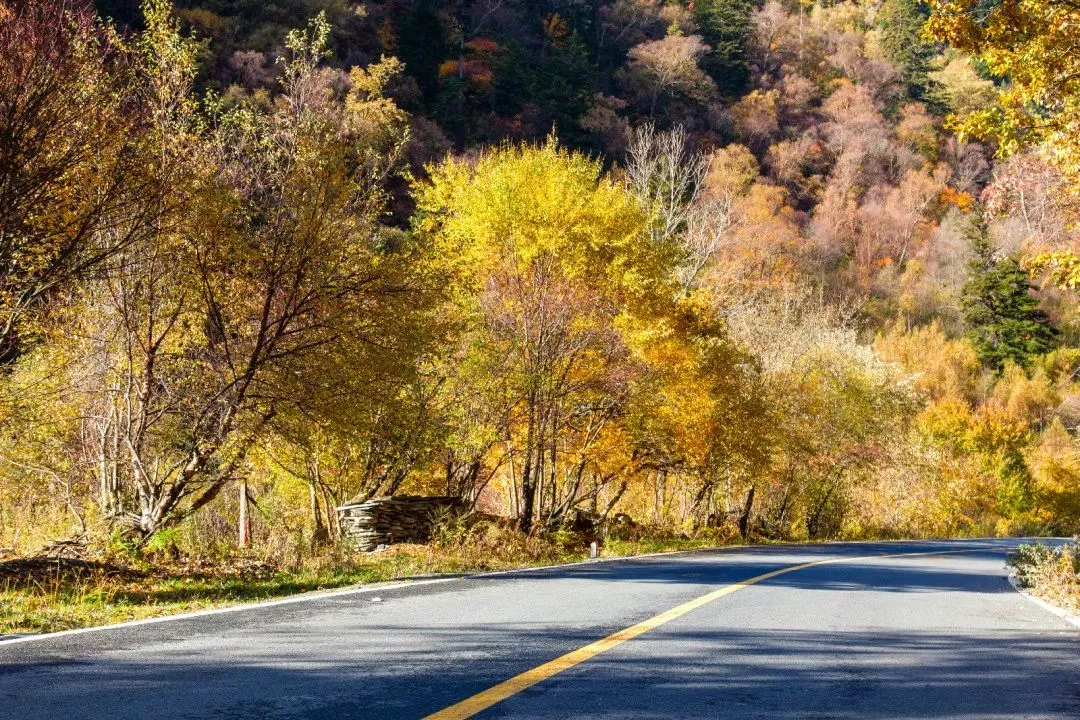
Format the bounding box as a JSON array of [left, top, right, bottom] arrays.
[[1007, 542, 1080, 614], [0, 521, 733, 636], [0, 548, 434, 635]]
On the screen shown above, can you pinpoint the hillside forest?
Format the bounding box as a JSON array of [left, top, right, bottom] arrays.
[[4, 0, 1080, 564]]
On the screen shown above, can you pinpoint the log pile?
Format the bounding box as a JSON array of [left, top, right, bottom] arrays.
[[336, 495, 463, 551]]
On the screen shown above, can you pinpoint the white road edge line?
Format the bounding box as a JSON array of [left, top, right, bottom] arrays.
[[0, 576, 458, 647], [0, 544, 732, 648], [0, 538, 1022, 648], [1005, 572, 1080, 629]]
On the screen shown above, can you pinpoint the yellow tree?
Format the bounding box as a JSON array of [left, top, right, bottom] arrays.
[[927, 0, 1080, 289], [926, 0, 1080, 181], [728, 288, 919, 539], [55, 8, 425, 538], [927, 0, 1080, 287], [416, 139, 670, 532], [626, 293, 772, 533], [0, 0, 160, 363]]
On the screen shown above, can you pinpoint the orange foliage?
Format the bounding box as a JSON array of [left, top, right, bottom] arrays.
[[466, 37, 500, 54], [438, 60, 459, 79], [939, 186, 976, 212]]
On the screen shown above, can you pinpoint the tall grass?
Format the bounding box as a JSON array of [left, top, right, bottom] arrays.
[[1007, 542, 1080, 613]]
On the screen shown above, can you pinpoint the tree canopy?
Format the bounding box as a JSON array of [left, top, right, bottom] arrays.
[[5, 0, 1080, 561]]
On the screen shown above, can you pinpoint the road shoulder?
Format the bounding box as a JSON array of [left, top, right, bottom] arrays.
[[1006, 572, 1080, 628]]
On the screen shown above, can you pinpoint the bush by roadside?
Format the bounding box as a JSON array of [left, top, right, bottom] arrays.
[[1007, 541, 1080, 614]]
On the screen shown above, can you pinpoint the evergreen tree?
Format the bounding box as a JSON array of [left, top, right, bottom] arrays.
[[528, 33, 595, 144], [961, 214, 1058, 371], [693, 0, 753, 96], [397, 0, 448, 102], [878, 0, 936, 103]]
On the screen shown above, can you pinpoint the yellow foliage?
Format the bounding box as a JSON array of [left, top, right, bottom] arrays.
[[1027, 419, 1080, 532], [927, 0, 1080, 193], [1027, 251, 1080, 292], [438, 60, 459, 78], [543, 14, 569, 42], [875, 322, 981, 402], [985, 364, 1058, 430], [939, 186, 976, 212], [703, 144, 758, 199], [418, 138, 667, 308], [346, 55, 411, 152]]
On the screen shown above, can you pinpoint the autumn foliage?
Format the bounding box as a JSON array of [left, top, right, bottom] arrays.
[[3, 0, 1080, 562]]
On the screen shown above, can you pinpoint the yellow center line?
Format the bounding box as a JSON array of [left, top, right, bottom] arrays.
[[423, 548, 987, 720]]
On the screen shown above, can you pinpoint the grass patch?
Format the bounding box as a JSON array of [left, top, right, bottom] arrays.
[[603, 536, 735, 556], [0, 533, 728, 636]]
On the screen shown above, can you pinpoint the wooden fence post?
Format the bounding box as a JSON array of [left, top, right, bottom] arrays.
[[239, 479, 250, 548]]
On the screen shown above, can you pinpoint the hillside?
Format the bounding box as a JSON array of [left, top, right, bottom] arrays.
[[3, 0, 1080, 615]]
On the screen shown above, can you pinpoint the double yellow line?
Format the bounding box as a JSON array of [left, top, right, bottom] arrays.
[[425, 548, 981, 719]]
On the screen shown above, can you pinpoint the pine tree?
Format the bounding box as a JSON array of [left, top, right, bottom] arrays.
[[693, 0, 753, 96], [397, 0, 448, 102], [961, 214, 1058, 372], [878, 0, 936, 103]]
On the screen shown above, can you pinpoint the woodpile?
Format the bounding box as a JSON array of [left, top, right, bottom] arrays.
[[336, 495, 463, 551]]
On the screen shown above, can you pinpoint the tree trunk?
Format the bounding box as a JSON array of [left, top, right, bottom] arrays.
[[238, 478, 250, 548], [738, 485, 755, 540], [507, 442, 518, 518], [309, 477, 328, 548], [520, 448, 536, 534], [599, 480, 628, 521], [519, 395, 538, 534]]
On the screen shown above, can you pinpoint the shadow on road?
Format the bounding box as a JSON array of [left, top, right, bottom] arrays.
[[464, 539, 1023, 594], [2, 624, 1077, 719], [1, 539, 1075, 719]]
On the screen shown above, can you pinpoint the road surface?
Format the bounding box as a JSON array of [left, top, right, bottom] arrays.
[[1, 539, 1078, 719]]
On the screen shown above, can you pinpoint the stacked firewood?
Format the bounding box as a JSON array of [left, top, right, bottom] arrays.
[[336, 495, 462, 551]]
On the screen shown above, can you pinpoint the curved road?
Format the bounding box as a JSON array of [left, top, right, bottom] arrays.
[[1, 539, 1078, 719]]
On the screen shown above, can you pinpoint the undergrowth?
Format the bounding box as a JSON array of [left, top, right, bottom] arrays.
[[1007, 541, 1080, 614], [0, 520, 735, 635]]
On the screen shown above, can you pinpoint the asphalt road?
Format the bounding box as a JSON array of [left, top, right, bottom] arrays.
[[2, 539, 1079, 719]]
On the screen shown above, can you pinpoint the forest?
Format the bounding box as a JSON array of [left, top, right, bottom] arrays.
[[2, 0, 1080, 596]]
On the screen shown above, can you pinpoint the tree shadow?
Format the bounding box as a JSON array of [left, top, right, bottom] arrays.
[[1, 539, 1074, 719], [2, 624, 1078, 719], [466, 539, 1031, 594]]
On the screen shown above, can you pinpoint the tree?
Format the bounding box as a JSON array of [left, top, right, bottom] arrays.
[[961, 214, 1058, 372], [619, 33, 716, 120], [66, 8, 424, 538], [0, 0, 158, 363], [877, 0, 936, 102], [927, 56, 998, 119], [417, 138, 669, 533], [726, 287, 917, 539], [730, 89, 780, 150], [875, 321, 981, 402], [625, 123, 707, 251], [628, 295, 772, 526], [693, 0, 753, 95], [926, 0, 1080, 187]]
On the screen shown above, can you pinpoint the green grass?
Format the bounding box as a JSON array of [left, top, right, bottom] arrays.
[[603, 536, 738, 556], [0, 548, 463, 635], [0, 537, 730, 636]]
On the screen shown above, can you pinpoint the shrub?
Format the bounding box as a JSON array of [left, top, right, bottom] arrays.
[[1007, 541, 1080, 613]]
